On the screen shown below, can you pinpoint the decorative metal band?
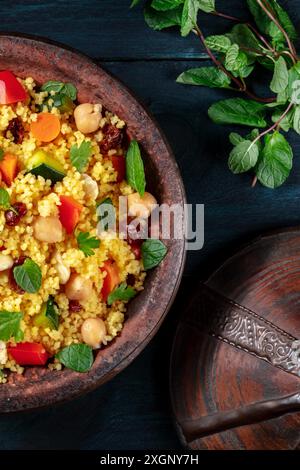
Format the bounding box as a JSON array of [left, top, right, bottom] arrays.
[[185, 284, 300, 377]]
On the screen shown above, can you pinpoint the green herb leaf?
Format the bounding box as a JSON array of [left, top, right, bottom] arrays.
[[208, 98, 267, 127], [0, 188, 10, 209], [107, 283, 136, 306], [13, 259, 42, 294], [144, 4, 183, 30], [227, 24, 261, 58], [229, 132, 244, 146], [63, 83, 77, 101], [0, 311, 23, 342], [45, 296, 59, 330], [247, 0, 296, 46], [41, 81, 77, 101], [293, 106, 300, 134], [56, 343, 93, 373], [151, 0, 183, 11], [181, 0, 199, 37], [141, 239, 167, 270], [225, 44, 239, 70], [126, 140, 146, 196], [176, 66, 231, 88], [256, 131, 293, 188], [41, 80, 64, 94], [228, 140, 259, 174], [70, 141, 93, 173], [0, 149, 4, 161], [77, 231, 100, 257], [205, 35, 231, 53], [96, 197, 116, 232], [198, 0, 215, 13], [270, 56, 289, 93], [271, 107, 294, 132], [287, 62, 300, 103]]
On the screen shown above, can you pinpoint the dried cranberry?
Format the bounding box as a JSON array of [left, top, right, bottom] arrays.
[[8, 256, 27, 294], [69, 300, 82, 313], [5, 202, 27, 227], [5, 117, 24, 144], [127, 237, 142, 260], [100, 124, 123, 152]]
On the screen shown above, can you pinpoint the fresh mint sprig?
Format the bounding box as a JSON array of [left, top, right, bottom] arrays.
[[132, 0, 300, 188]]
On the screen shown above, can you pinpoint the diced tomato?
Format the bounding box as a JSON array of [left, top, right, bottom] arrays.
[[0, 71, 27, 104], [127, 238, 142, 260], [0, 153, 18, 186], [101, 260, 120, 302], [8, 342, 50, 366], [111, 155, 126, 183], [0, 246, 5, 252], [59, 195, 83, 234]]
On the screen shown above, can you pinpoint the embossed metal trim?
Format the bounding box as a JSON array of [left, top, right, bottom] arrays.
[[184, 284, 300, 377]]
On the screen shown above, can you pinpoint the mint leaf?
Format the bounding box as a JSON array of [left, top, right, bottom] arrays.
[[0, 149, 4, 161], [70, 141, 92, 173], [287, 62, 300, 103], [63, 83, 77, 101], [77, 231, 100, 257], [107, 283, 136, 306], [0, 311, 23, 342], [144, 4, 183, 30], [45, 296, 59, 330], [177, 67, 231, 88], [13, 259, 42, 294], [256, 131, 293, 188], [56, 343, 93, 373], [270, 57, 289, 93], [126, 140, 146, 196], [208, 98, 267, 127], [225, 44, 240, 70], [293, 106, 300, 134], [205, 35, 231, 53], [41, 80, 64, 94], [130, 0, 141, 6], [227, 24, 261, 58], [141, 239, 167, 270], [198, 0, 215, 13], [0, 188, 10, 209], [229, 132, 244, 146], [41, 81, 77, 101], [228, 140, 259, 174], [181, 0, 199, 37], [271, 107, 294, 132], [151, 0, 183, 10]]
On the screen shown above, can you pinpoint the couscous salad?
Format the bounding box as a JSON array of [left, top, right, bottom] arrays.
[[0, 71, 167, 381]]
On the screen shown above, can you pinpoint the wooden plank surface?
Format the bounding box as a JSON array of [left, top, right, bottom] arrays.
[[0, 0, 297, 59]]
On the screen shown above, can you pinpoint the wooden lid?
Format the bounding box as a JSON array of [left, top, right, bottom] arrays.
[[170, 228, 300, 450]]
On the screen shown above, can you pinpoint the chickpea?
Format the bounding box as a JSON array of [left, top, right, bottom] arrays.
[[65, 273, 93, 301], [33, 216, 64, 243], [54, 252, 70, 285], [82, 173, 99, 200], [0, 254, 13, 272], [81, 318, 107, 349], [127, 192, 157, 219], [74, 103, 101, 134]]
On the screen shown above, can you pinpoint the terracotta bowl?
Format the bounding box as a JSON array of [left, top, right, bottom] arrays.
[[0, 34, 186, 412]]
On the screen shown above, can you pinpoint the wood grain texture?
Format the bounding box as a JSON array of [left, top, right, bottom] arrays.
[[0, 0, 298, 59]]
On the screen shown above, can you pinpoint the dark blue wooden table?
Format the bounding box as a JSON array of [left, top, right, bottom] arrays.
[[0, 0, 300, 450]]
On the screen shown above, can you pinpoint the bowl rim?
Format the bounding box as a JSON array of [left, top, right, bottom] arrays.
[[0, 33, 187, 412]]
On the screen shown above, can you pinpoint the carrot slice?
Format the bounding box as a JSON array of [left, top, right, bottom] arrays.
[[30, 113, 61, 143], [0, 153, 18, 186]]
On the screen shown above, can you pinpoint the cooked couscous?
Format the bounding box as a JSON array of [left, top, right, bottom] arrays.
[[0, 71, 167, 381]]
